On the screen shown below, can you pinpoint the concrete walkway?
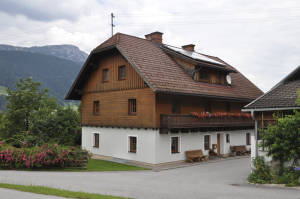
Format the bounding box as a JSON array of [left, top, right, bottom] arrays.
[[0, 188, 67, 199], [0, 158, 299, 199]]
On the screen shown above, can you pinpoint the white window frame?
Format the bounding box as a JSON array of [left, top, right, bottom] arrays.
[[128, 135, 138, 154], [170, 136, 181, 154]]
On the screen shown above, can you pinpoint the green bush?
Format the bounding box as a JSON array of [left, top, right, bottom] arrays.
[[273, 168, 300, 186], [248, 156, 300, 186], [248, 157, 272, 184]]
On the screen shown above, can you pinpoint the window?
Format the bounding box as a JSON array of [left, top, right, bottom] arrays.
[[172, 100, 181, 114], [93, 100, 99, 115], [94, 133, 99, 148], [226, 134, 230, 143], [199, 71, 210, 82], [102, 69, 109, 82], [226, 102, 231, 112], [128, 99, 136, 115], [129, 136, 137, 153], [217, 72, 222, 84], [246, 133, 251, 145], [118, 65, 126, 80], [171, 137, 180, 154], [205, 102, 211, 113], [204, 135, 210, 150]]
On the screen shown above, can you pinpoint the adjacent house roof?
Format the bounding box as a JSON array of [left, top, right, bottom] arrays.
[[66, 33, 263, 101], [243, 65, 300, 111]]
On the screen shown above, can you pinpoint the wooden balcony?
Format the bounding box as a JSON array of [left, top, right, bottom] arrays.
[[160, 114, 254, 133]]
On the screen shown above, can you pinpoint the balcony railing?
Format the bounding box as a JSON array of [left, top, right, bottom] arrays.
[[160, 114, 254, 133]]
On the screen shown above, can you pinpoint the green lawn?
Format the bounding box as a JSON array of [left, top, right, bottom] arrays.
[[0, 158, 148, 172], [0, 183, 129, 199], [85, 159, 148, 171]]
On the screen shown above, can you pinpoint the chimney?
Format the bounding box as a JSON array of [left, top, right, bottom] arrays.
[[145, 31, 163, 44], [182, 44, 195, 51]]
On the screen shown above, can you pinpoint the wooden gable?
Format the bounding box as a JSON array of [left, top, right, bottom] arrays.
[[83, 51, 147, 94]]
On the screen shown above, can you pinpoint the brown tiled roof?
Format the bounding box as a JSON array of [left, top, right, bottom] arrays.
[[244, 66, 300, 110], [66, 33, 263, 101]]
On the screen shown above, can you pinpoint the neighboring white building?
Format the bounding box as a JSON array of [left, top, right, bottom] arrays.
[[66, 31, 262, 165]]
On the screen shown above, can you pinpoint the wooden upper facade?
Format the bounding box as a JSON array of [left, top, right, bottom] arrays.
[[67, 32, 263, 132]]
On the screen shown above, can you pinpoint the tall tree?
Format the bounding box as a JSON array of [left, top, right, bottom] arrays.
[[2, 78, 58, 145]]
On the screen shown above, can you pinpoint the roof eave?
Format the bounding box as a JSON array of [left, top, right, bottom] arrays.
[[242, 106, 300, 112], [155, 90, 255, 102]]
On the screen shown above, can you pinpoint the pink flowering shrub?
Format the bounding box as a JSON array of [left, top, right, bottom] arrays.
[[0, 142, 87, 169]]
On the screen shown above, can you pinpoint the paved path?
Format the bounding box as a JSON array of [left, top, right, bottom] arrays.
[[0, 188, 67, 199], [0, 158, 299, 199]]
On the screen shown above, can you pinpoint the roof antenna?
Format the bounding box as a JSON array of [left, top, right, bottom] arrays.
[[111, 13, 115, 37]]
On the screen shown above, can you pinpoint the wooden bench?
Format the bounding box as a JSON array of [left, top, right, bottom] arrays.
[[230, 145, 249, 156], [185, 150, 208, 163]]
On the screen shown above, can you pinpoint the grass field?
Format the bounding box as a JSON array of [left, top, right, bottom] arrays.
[[1, 158, 148, 172], [0, 183, 130, 199]]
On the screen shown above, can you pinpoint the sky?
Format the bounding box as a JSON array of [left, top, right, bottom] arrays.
[[0, 0, 300, 92]]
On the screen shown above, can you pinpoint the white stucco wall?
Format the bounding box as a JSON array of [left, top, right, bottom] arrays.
[[82, 127, 157, 164], [82, 127, 254, 164]]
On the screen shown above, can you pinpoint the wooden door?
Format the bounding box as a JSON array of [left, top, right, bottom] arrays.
[[217, 133, 221, 156]]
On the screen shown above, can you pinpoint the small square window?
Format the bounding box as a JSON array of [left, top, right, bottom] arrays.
[[128, 99, 136, 115], [93, 101, 99, 115], [103, 69, 109, 82], [94, 133, 99, 148], [129, 136, 137, 153], [171, 137, 180, 154], [226, 134, 230, 143], [118, 65, 126, 80]]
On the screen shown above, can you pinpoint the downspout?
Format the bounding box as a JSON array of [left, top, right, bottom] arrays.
[[251, 110, 258, 158]]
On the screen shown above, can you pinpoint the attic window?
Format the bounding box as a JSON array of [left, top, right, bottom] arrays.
[[118, 65, 126, 80], [102, 69, 109, 82], [199, 71, 210, 82]]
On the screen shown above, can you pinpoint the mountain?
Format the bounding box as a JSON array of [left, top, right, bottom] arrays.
[[0, 44, 88, 63], [0, 49, 83, 109]]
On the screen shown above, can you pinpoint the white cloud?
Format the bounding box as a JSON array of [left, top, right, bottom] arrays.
[[0, 0, 300, 91]]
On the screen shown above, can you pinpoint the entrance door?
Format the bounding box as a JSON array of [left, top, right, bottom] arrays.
[[217, 133, 221, 156]]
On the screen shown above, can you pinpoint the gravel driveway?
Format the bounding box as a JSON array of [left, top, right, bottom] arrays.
[[0, 158, 299, 199]]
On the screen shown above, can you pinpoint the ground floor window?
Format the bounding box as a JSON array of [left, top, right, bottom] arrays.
[[93, 133, 99, 148], [129, 136, 137, 153], [171, 136, 180, 154], [246, 133, 251, 145], [204, 135, 210, 150], [226, 134, 230, 143]]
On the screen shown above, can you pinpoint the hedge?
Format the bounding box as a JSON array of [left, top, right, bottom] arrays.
[[0, 141, 88, 169]]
